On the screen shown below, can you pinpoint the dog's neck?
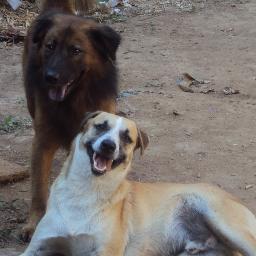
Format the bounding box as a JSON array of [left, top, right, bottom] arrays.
[[56, 134, 130, 205]]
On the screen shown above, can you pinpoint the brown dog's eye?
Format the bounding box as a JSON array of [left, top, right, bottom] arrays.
[[45, 41, 56, 50], [71, 46, 82, 56], [120, 130, 132, 144]]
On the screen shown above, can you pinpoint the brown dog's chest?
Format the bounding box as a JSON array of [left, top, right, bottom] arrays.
[[35, 93, 116, 149], [48, 106, 83, 148]]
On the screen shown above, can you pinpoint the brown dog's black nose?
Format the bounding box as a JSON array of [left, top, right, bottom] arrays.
[[45, 69, 60, 84], [100, 139, 116, 154]]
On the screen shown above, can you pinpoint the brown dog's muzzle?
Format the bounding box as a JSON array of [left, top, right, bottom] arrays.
[[45, 68, 60, 85]]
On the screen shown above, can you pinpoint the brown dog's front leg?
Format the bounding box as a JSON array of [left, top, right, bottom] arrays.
[[21, 134, 58, 242]]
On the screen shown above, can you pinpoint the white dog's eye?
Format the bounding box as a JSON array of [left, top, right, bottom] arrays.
[[120, 130, 132, 144], [94, 121, 109, 132]]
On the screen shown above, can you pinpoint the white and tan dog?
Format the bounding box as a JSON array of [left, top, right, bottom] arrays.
[[21, 112, 256, 256]]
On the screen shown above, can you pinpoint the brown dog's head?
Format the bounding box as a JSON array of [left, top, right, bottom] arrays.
[[76, 112, 149, 177], [31, 13, 121, 102]]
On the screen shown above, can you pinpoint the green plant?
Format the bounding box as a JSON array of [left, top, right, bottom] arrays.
[[0, 115, 32, 133]]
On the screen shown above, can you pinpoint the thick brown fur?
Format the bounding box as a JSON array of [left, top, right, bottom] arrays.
[[39, 0, 75, 13], [22, 0, 121, 241]]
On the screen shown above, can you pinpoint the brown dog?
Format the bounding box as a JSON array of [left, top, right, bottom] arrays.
[[22, 0, 121, 240], [21, 112, 256, 256]]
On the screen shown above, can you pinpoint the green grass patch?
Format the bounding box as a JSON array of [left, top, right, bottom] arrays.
[[0, 115, 32, 134]]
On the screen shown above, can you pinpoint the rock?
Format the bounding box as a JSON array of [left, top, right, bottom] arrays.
[[173, 110, 180, 116], [245, 184, 254, 190], [0, 159, 29, 184], [118, 89, 138, 98], [223, 87, 239, 95], [176, 73, 213, 93]]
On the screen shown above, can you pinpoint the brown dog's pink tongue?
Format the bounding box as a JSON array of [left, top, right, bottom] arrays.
[[49, 86, 67, 102]]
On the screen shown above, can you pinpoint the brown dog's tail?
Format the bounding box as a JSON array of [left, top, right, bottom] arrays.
[[40, 0, 75, 14]]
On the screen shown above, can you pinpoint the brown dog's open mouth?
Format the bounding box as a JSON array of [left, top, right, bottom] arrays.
[[48, 71, 84, 102], [49, 83, 71, 102], [93, 152, 113, 175]]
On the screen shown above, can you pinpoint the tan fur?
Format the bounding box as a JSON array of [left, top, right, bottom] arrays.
[[21, 112, 256, 256]]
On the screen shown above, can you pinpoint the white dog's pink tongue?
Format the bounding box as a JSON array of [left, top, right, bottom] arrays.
[[93, 153, 113, 172], [49, 86, 67, 101]]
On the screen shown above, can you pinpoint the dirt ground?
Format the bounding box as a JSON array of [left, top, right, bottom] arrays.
[[1, 0, 256, 251]]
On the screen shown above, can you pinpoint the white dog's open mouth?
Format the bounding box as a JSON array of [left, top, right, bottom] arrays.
[[86, 142, 126, 176], [93, 152, 113, 174]]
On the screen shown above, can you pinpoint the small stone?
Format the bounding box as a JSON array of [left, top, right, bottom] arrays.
[[223, 87, 239, 95], [173, 110, 180, 116], [245, 184, 254, 190]]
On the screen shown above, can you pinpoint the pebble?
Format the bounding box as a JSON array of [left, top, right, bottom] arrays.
[[245, 184, 254, 190]]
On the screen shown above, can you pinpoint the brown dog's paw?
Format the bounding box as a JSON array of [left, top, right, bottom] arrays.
[[20, 209, 44, 242], [20, 221, 36, 242]]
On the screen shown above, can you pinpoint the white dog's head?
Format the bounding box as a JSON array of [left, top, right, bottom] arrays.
[[73, 111, 148, 177]]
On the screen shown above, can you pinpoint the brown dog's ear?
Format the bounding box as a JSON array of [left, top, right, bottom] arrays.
[[80, 111, 102, 130], [32, 14, 54, 46], [87, 25, 121, 62], [135, 129, 149, 156]]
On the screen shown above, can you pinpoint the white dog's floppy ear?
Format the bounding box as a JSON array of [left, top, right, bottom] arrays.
[[135, 129, 149, 156], [81, 111, 102, 130]]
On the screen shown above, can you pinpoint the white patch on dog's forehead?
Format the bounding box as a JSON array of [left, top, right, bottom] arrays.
[[100, 117, 123, 138], [112, 117, 123, 131], [92, 117, 124, 158], [99, 115, 136, 141], [100, 115, 121, 129]]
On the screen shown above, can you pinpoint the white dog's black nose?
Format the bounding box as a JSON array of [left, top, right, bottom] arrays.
[[100, 139, 116, 154]]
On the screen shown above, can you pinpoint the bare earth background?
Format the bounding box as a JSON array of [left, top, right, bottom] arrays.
[[0, 0, 256, 252]]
